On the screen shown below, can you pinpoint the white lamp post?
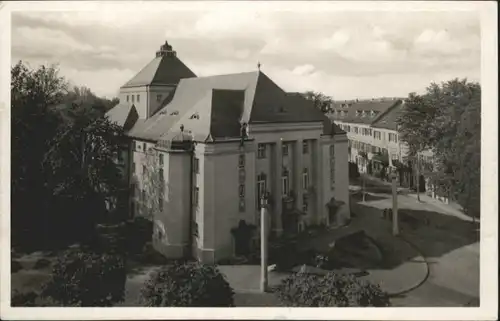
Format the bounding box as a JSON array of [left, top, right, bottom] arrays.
[[391, 170, 399, 236], [260, 194, 269, 292]]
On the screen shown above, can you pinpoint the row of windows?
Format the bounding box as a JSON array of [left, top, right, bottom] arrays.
[[126, 94, 165, 104], [126, 94, 140, 103], [340, 124, 398, 142], [257, 141, 316, 159]]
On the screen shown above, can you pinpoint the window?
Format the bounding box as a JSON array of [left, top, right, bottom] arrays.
[[126, 95, 129, 102], [257, 173, 267, 208], [257, 144, 266, 159], [132, 162, 136, 173], [302, 194, 309, 212], [133, 141, 136, 150], [238, 154, 245, 168], [281, 168, 289, 197], [374, 131, 381, 140], [189, 113, 200, 120], [159, 168, 164, 182], [347, 125, 350, 132], [354, 127, 359, 134], [157, 94, 162, 102], [193, 157, 199, 173], [132, 95, 135, 103], [282, 144, 289, 156], [194, 187, 199, 206], [143, 143, 146, 151], [389, 133, 398, 142], [330, 145, 335, 157], [159, 153, 164, 166], [158, 197, 163, 212], [131, 183, 136, 197], [141, 189, 146, 202], [302, 168, 309, 190], [137, 94, 140, 102], [302, 140, 309, 154], [239, 184, 245, 197]]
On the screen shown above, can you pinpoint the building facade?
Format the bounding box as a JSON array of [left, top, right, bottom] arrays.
[[106, 41, 350, 263], [328, 98, 408, 174]]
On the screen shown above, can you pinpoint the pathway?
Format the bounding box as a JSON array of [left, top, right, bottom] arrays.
[[351, 178, 480, 307]]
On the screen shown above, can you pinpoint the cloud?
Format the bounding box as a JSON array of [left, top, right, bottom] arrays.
[[292, 64, 315, 76], [10, 7, 481, 99]]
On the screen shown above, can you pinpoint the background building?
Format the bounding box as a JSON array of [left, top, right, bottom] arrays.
[[106, 41, 350, 263]]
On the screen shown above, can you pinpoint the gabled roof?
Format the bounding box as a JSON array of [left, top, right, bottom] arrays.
[[328, 99, 403, 125], [113, 71, 333, 142], [121, 55, 196, 88], [105, 102, 139, 131], [371, 101, 405, 130]]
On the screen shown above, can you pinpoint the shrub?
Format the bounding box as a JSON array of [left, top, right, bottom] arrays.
[[276, 272, 390, 307], [11, 260, 23, 273], [11, 290, 78, 307], [42, 249, 126, 306], [11, 290, 37, 307], [33, 258, 52, 270], [139, 261, 234, 307]]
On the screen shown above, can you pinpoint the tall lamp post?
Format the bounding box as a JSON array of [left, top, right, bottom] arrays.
[[260, 193, 269, 293], [391, 170, 399, 236]]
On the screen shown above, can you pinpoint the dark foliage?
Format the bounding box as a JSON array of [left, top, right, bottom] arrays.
[[139, 262, 234, 307], [11, 260, 23, 273], [276, 272, 391, 307], [11, 61, 125, 251], [42, 249, 126, 306], [33, 258, 52, 270]]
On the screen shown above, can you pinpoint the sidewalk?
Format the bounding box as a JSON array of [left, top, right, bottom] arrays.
[[407, 193, 474, 222]]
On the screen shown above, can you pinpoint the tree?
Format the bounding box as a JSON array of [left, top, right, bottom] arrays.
[[397, 91, 438, 201], [398, 78, 481, 220], [11, 61, 69, 247], [302, 91, 333, 113], [11, 61, 126, 249], [431, 79, 481, 221], [135, 148, 167, 220]]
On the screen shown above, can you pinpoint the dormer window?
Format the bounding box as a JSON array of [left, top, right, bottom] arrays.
[[126, 95, 129, 102], [170, 111, 179, 116], [356, 110, 361, 117], [189, 113, 200, 120]]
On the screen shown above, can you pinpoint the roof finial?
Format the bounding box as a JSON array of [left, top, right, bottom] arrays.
[[257, 61, 261, 71]]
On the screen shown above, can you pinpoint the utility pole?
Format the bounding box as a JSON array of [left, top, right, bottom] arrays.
[[260, 194, 268, 293], [391, 170, 399, 236]]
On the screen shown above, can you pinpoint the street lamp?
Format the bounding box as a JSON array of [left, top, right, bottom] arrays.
[[260, 193, 269, 293], [391, 170, 399, 236]]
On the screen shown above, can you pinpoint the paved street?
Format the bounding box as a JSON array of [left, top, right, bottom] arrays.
[[352, 177, 480, 306]]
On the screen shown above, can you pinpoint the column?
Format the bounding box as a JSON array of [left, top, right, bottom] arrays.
[[273, 140, 283, 235], [295, 139, 304, 213], [313, 139, 324, 225]]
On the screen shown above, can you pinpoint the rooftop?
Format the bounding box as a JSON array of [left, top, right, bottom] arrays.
[[121, 41, 196, 88], [109, 70, 344, 142]]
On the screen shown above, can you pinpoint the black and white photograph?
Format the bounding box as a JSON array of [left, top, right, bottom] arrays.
[[0, 1, 497, 320]]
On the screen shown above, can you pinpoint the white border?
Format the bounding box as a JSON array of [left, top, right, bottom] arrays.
[[0, 1, 497, 320]]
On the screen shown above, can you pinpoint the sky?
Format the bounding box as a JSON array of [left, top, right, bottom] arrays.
[[10, 2, 481, 100]]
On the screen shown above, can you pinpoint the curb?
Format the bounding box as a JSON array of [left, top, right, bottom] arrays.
[[387, 235, 430, 297]]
